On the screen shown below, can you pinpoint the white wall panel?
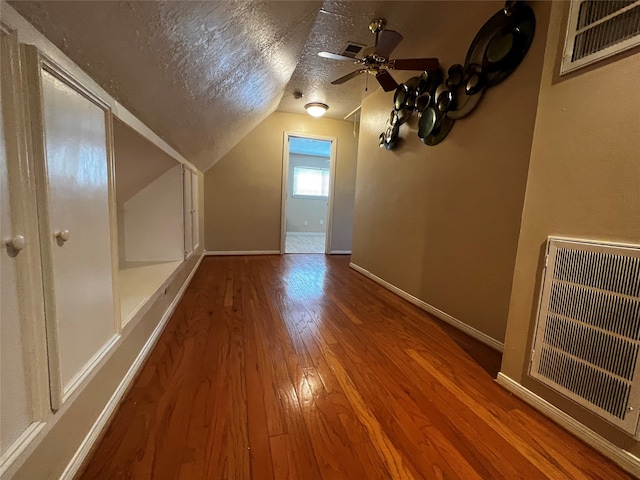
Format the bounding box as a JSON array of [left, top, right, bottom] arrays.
[[191, 170, 199, 252], [0, 43, 31, 454], [124, 164, 183, 262], [183, 166, 193, 258], [33, 58, 117, 404], [0, 28, 50, 461]]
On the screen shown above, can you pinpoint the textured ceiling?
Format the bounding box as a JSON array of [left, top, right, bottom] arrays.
[[9, 1, 503, 171]]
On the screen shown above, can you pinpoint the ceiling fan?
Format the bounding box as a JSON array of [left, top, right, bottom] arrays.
[[318, 19, 440, 92]]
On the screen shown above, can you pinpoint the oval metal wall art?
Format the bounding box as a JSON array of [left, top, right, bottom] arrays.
[[379, 1, 535, 149]]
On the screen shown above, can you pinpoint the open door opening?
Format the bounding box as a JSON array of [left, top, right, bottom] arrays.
[[281, 133, 336, 254]]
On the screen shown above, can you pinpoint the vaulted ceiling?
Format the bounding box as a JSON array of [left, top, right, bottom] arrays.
[[9, 1, 501, 172]]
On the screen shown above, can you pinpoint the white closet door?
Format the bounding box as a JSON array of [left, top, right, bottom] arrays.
[[0, 29, 49, 457], [183, 166, 193, 258], [191, 170, 199, 251], [0, 103, 31, 455], [27, 50, 117, 408], [0, 32, 30, 454]]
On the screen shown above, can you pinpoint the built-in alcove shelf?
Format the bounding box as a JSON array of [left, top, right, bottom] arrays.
[[118, 261, 182, 324], [113, 117, 185, 327]]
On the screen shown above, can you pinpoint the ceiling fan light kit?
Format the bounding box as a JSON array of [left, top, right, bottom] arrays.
[[304, 102, 329, 117]]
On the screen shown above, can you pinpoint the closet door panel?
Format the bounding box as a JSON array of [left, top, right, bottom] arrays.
[[191, 170, 199, 251], [0, 29, 49, 456], [35, 60, 116, 403], [0, 63, 30, 455], [182, 166, 199, 258], [183, 166, 193, 258]]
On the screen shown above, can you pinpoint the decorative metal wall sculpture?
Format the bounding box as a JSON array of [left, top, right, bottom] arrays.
[[380, 1, 536, 150]]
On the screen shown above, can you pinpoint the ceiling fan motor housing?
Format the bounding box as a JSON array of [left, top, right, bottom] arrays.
[[369, 18, 386, 34]]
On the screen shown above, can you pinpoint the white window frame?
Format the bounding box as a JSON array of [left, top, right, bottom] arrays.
[[292, 165, 330, 199]]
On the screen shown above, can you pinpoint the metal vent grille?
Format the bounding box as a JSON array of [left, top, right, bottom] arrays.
[[530, 238, 640, 436], [561, 0, 640, 74], [341, 42, 366, 58]]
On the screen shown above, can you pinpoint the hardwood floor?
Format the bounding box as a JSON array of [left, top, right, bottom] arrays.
[[79, 255, 633, 479]]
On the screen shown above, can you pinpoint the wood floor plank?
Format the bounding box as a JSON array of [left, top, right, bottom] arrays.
[[78, 255, 635, 480], [243, 298, 276, 480], [407, 348, 599, 480]]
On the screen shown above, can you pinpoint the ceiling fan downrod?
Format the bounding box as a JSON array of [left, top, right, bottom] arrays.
[[369, 18, 386, 49]]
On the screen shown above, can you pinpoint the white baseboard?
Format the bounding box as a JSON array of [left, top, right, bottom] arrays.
[[496, 373, 640, 477], [330, 250, 351, 255], [349, 262, 504, 352], [0, 422, 46, 478], [205, 250, 280, 256], [59, 253, 204, 480]]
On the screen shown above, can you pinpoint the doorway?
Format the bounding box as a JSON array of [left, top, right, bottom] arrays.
[[281, 133, 336, 254]]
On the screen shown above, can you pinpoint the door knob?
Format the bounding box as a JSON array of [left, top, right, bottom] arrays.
[[55, 229, 70, 243], [6, 234, 26, 252]]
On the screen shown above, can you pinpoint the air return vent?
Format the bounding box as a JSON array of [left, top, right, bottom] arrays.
[[561, 0, 640, 74], [341, 42, 367, 58], [530, 238, 640, 436]]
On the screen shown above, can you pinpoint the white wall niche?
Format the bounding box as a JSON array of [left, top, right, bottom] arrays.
[[113, 118, 185, 325]]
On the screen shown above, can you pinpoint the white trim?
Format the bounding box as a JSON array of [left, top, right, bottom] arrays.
[[205, 250, 281, 256], [112, 104, 196, 171], [349, 262, 504, 352], [548, 235, 640, 251], [343, 105, 361, 121], [280, 132, 289, 255], [281, 132, 337, 255], [496, 373, 640, 478], [0, 422, 46, 478], [325, 138, 337, 255], [330, 250, 351, 255], [286, 231, 326, 236], [61, 335, 119, 404], [59, 253, 204, 480]]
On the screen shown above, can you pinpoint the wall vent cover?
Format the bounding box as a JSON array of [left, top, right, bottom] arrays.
[[530, 238, 640, 436], [561, 0, 640, 75]]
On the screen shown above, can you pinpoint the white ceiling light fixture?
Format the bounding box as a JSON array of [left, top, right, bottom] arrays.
[[304, 102, 328, 117]]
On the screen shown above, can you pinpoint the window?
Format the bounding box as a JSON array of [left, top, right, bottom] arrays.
[[292, 166, 329, 197], [561, 0, 640, 75]]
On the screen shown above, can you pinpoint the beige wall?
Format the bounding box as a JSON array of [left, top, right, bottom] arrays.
[[351, 1, 550, 344], [204, 111, 358, 252], [501, 1, 640, 452]]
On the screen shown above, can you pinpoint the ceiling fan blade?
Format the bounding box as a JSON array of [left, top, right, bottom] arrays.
[[375, 30, 403, 59], [331, 69, 367, 85], [375, 70, 398, 92], [387, 58, 440, 71], [318, 51, 360, 62]]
